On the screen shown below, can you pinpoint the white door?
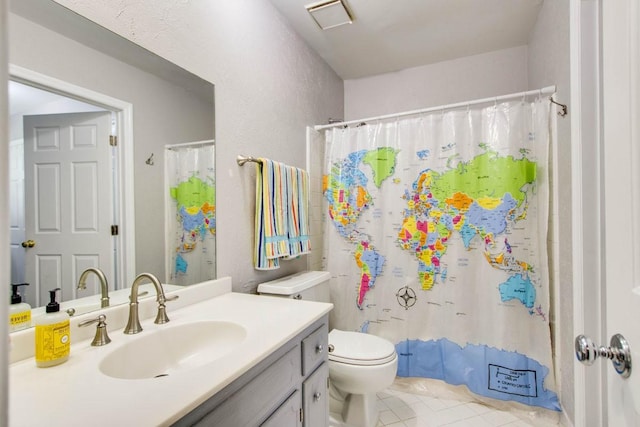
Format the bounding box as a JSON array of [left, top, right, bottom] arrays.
[[600, 0, 640, 424], [23, 111, 114, 307]]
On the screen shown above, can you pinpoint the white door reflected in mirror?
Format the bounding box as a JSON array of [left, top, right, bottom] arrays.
[[22, 111, 114, 308]]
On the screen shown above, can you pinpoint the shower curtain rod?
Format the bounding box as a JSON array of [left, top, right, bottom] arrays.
[[165, 139, 215, 150], [314, 85, 558, 131]]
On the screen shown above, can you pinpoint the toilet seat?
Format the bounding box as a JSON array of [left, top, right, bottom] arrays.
[[328, 329, 397, 366]]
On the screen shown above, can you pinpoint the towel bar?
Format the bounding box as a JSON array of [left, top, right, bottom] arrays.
[[237, 155, 261, 166]]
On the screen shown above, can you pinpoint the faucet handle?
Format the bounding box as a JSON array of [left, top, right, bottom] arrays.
[[79, 314, 112, 346], [129, 290, 149, 302], [154, 294, 178, 325]]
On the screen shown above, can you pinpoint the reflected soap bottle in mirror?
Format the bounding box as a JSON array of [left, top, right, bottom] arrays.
[[9, 283, 31, 332]]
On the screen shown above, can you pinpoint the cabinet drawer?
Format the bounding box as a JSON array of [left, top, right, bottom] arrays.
[[301, 325, 328, 376]]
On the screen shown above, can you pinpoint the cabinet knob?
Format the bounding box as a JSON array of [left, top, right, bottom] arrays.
[[315, 344, 323, 354], [313, 392, 322, 401]]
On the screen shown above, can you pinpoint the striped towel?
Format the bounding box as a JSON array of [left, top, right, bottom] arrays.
[[253, 158, 276, 269], [254, 159, 311, 269], [285, 167, 311, 258]]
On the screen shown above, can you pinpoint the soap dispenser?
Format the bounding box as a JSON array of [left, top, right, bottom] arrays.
[[9, 283, 31, 332], [35, 288, 70, 367]]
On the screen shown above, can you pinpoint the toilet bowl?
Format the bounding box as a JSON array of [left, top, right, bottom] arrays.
[[257, 271, 399, 427], [328, 329, 398, 427]]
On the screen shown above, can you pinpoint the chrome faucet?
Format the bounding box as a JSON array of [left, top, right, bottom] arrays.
[[124, 273, 178, 334], [77, 267, 110, 308]]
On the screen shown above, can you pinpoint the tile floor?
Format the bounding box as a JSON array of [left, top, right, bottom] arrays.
[[331, 379, 562, 427]]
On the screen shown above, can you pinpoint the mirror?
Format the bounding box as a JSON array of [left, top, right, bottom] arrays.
[[8, 0, 216, 321]]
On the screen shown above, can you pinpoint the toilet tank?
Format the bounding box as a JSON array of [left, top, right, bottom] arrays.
[[257, 271, 331, 302]]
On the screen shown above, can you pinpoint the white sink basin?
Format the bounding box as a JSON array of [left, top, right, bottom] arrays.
[[99, 320, 247, 380]]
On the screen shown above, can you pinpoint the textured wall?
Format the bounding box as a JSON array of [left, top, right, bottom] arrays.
[[344, 46, 529, 120], [527, 0, 573, 423], [53, 0, 344, 292]]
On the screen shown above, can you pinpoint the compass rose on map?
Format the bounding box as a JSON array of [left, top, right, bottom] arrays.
[[396, 286, 417, 310]]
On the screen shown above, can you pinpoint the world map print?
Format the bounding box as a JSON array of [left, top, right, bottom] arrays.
[[168, 173, 216, 285], [324, 147, 541, 316], [322, 109, 559, 412]]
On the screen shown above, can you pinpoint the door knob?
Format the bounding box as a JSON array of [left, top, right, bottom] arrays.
[[575, 333, 632, 378], [21, 240, 35, 248]]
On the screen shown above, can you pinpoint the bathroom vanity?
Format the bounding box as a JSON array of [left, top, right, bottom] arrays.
[[175, 318, 329, 426], [8, 278, 333, 426]]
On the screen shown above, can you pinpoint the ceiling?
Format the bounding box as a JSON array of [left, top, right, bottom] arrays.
[[9, 81, 104, 117], [268, 0, 544, 80], [9, 81, 63, 116]]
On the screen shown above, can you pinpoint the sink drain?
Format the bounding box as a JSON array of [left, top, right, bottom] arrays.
[[154, 373, 169, 378]]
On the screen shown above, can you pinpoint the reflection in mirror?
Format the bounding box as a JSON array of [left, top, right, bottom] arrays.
[[8, 0, 215, 322], [9, 80, 116, 310], [165, 142, 216, 287]]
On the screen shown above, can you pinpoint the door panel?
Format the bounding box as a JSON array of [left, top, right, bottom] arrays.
[[23, 112, 113, 306], [602, 0, 640, 424]]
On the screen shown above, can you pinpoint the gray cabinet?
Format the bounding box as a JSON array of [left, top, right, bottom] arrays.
[[174, 316, 329, 427], [303, 363, 329, 426], [261, 390, 302, 427]]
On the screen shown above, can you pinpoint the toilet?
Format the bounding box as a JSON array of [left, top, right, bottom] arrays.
[[257, 271, 398, 427]]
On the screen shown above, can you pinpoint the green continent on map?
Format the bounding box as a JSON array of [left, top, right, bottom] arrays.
[[170, 175, 215, 208], [397, 148, 537, 298], [430, 150, 536, 206], [362, 147, 399, 188]]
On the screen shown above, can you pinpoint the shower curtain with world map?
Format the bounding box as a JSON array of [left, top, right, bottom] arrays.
[[165, 143, 216, 286], [322, 98, 560, 411]]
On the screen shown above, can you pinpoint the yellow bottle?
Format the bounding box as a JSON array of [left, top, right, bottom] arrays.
[[35, 288, 70, 367], [9, 283, 32, 332]]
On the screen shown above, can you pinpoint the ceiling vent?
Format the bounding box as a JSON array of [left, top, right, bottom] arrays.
[[305, 0, 353, 30]]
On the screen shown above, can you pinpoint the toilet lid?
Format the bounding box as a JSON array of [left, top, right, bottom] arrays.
[[328, 329, 397, 366]]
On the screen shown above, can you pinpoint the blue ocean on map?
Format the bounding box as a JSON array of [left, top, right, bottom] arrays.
[[395, 338, 561, 411]]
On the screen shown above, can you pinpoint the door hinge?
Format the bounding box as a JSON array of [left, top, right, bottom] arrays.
[[109, 135, 118, 146], [111, 225, 119, 236], [299, 408, 304, 423]]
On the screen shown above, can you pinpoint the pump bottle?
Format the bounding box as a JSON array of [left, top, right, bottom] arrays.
[[35, 288, 70, 367], [9, 283, 31, 332]]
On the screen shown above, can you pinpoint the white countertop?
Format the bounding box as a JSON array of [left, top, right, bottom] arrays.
[[9, 280, 332, 427]]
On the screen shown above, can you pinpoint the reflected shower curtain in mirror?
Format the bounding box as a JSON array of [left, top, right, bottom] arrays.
[[165, 143, 216, 286], [322, 99, 560, 411]]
